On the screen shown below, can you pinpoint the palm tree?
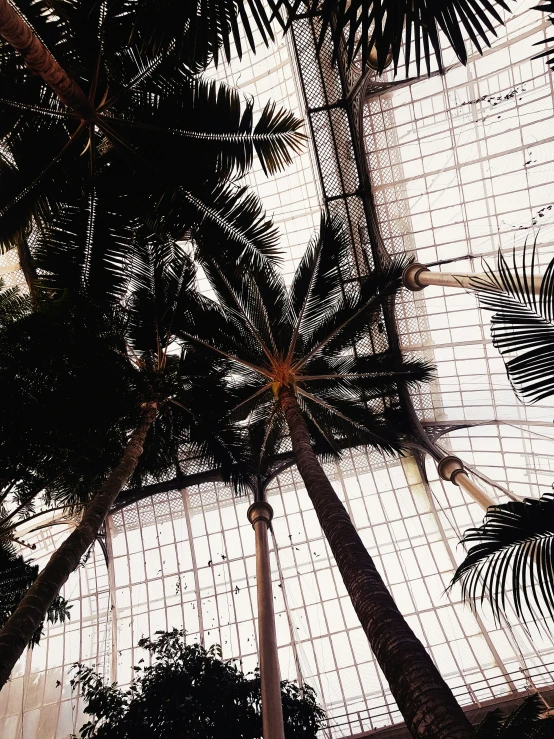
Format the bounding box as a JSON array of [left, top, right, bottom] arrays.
[[0, 230, 246, 688], [179, 214, 478, 739], [450, 492, 554, 627], [0, 0, 304, 283]]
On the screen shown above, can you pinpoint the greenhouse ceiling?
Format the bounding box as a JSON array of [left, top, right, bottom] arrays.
[[1, 1, 554, 738]]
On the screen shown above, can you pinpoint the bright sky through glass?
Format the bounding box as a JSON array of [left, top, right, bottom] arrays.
[[2, 2, 554, 738]]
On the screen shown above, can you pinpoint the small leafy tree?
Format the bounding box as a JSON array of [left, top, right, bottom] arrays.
[[71, 629, 324, 739]]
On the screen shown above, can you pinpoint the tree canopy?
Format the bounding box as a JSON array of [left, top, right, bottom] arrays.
[[71, 629, 325, 739]]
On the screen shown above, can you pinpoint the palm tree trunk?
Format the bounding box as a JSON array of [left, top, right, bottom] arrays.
[[0, 0, 96, 120], [279, 386, 475, 739], [0, 401, 157, 689]]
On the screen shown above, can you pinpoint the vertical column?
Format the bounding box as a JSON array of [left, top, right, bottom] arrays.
[[247, 501, 285, 739], [182, 488, 205, 645], [104, 517, 118, 684]]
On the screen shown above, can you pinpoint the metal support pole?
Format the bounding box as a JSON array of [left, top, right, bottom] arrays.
[[402, 262, 542, 293], [437, 456, 495, 510], [247, 501, 285, 739]]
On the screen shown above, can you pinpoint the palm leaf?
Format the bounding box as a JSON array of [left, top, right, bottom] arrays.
[[280, 0, 513, 76], [104, 69, 305, 178], [501, 694, 543, 737], [475, 708, 503, 738], [471, 245, 554, 403], [0, 279, 30, 327], [532, 1, 554, 73], [450, 493, 554, 626], [115, 0, 285, 66], [297, 257, 408, 367], [32, 193, 139, 305]]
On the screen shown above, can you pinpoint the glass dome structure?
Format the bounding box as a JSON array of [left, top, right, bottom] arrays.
[[1, 1, 554, 737]]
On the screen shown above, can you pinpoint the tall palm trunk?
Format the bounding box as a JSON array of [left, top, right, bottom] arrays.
[[0, 0, 95, 120], [0, 401, 157, 688], [279, 386, 475, 739]]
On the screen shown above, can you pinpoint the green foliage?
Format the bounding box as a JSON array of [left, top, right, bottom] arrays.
[[475, 694, 554, 738], [0, 541, 71, 646], [71, 629, 325, 739], [450, 492, 554, 627]]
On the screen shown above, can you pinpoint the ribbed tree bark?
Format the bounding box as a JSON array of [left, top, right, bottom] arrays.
[[0, 401, 157, 688], [279, 386, 476, 739], [0, 0, 96, 120]]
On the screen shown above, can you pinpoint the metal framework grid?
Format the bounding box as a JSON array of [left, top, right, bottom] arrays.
[[3, 3, 554, 739]]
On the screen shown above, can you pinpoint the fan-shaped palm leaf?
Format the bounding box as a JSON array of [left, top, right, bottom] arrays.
[[450, 493, 554, 626], [470, 244, 554, 403]]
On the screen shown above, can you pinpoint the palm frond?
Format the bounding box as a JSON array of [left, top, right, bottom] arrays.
[[288, 213, 347, 360], [300, 353, 434, 396], [450, 493, 554, 626], [284, 0, 514, 76], [471, 245, 554, 403], [177, 289, 271, 372], [0, 279, 30, 327], [296, 257, 408, 368], [252, 101, 306, 176], [501, 694, 544, 735], [475, 708, 503, 738], [532, 2, 554, 72], [105, 72, 303, 178], [181, 184, 281, 268], [32, 193, 139, 306], [124, 233, 196, 356], [115, 0, 285, 67]]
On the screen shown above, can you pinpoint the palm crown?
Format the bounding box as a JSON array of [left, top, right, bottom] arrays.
[[181, 215, 432, 463], [0, 228, 246, 535]]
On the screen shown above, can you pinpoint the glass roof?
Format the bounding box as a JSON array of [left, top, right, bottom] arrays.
[[2, 2, 554, 738]]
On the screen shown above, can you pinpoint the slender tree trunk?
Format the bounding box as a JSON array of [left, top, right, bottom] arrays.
[[0, 401, 157, 688], [279, 386, 476, 739], [0, 0, 96, 120]]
